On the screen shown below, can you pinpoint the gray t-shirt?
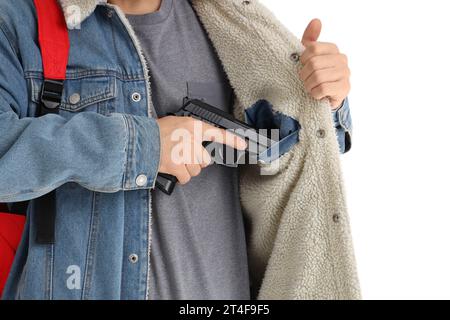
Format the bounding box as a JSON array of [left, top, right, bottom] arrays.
[[127, 0, 250, 300]]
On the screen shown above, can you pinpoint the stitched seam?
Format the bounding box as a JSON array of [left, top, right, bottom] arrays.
[[24, 70, 145, 81], [44, 245, 54, 300], [28, 77, 118, 108], [81, 191, 99, 299], [122, 114, 135, 190], [0, 180, 125, 202], [60, 79, 116, 111], [0, 16, 20, 56]]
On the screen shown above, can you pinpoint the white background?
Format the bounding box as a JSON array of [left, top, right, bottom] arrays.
[[260, 0, 450, 299]]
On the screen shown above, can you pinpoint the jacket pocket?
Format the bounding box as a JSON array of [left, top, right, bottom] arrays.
[[29, 75, 117, 118], [245, 99, 301, 172], [186, 81, 233, 111]]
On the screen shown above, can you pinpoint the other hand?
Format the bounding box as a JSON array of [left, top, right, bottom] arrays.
[[299, 19, 351, 110]]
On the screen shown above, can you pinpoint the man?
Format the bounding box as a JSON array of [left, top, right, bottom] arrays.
[[0, 0, 356, 300]]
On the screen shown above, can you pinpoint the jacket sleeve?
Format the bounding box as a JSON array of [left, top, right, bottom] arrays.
[[331, 98, 353, 154], [0, 27, 160, 203]]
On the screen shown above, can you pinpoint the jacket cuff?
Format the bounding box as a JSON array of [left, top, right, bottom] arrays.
[[331, 98, 353, 154], [121, 114, 160, 190]]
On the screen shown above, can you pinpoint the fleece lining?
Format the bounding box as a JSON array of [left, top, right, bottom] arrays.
[[192, 0, 360, 300]]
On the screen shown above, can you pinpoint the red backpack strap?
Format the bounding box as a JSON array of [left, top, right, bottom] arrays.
[[33, 0, 70, 114]]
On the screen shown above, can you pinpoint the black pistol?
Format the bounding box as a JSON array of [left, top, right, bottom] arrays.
[[155, 99, 277, 195]]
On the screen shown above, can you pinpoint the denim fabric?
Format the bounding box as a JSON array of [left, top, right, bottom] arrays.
[[245, 100, 301, 163], [245, 98, 352, 163], [332, 98, 353, 154], [0, 1, 160, 299]]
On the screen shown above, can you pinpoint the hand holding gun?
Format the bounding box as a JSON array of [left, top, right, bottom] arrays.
[[155, 99, 278, 195]]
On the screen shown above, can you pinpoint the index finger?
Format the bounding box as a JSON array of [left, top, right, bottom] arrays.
[[201, 122, 247, 151]]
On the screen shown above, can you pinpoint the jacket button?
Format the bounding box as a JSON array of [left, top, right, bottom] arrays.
[[290, 53, 300, 63], [69, 93, 81, 105], [136, 174, 148, 187], [333, 214, 340, 223], [131, 92, 141, 102], [316, 129, 326, 138], [129, 254, 139, 264]]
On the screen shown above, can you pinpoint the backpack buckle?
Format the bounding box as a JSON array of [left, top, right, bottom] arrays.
[[40, 79, 64, 115]]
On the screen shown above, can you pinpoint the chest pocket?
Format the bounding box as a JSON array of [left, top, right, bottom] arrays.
[[30, 75, 117, 118], [186, 81, 233, 112]]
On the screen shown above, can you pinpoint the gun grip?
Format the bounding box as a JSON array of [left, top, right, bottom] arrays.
[[156, 173, 178, 195]]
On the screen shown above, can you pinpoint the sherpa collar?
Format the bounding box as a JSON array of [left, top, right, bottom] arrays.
[[58, 0, 106, 28]]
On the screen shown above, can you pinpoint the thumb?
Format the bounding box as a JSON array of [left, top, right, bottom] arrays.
[[301, 19, 322, 46]]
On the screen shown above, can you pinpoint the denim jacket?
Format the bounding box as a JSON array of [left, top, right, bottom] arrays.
[[0, 0, 353, 299]]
